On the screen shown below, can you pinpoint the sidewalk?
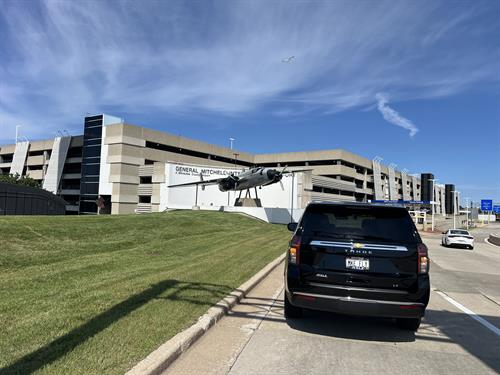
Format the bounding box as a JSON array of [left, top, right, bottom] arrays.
[[163, 264, 285, 375]]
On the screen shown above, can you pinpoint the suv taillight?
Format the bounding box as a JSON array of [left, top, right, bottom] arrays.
[[289, 234, 301, 265], [418, 243, 429, 274]]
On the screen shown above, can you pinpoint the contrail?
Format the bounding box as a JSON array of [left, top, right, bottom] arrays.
[[375, 93, 418, 137]]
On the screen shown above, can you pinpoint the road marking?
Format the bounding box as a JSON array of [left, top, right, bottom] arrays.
[[436, 290, 500, 337]]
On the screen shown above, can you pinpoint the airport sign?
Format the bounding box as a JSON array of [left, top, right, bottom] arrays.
[[481, 199, 493, 211]]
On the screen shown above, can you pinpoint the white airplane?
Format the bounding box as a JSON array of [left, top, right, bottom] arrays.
[[168, 166, 309, 192]]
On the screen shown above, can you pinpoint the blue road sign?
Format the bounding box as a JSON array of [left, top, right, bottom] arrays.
[[481, 199, 493, 211], [493, 205, 500, 214]]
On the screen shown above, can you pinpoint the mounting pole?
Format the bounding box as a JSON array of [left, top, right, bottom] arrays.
[[290, 172, 295, 222]]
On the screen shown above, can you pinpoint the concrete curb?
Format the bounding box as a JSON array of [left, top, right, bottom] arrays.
[[486, 233, 500, 247], [125, 252, 286, 375], [485, 238, 500, 248]]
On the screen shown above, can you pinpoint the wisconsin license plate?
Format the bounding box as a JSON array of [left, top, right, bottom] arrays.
[[346, 257, 369, 271]]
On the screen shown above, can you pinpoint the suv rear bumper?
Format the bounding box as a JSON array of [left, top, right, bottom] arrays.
[[288, 291, 425, 318]]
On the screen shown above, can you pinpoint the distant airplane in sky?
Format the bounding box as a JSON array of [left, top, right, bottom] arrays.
[[281, 56, 295, 63]]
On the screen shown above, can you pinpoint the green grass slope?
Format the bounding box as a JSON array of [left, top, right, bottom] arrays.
[[0, 211, 289, 374]]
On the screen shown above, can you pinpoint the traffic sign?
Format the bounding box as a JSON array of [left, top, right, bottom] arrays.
[[481, 199, 493, 211], [493, 205, 500, 214]]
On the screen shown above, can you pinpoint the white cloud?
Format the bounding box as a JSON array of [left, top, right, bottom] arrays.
[[375, 93, 418, 137], [0, 1, 498, 141]]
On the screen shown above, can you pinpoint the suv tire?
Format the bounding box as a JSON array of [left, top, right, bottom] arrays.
[[284, 294, 303, 319], [396, 317, 421, 331]]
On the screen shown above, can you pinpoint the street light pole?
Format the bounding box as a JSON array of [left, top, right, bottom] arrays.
[[429, 178, 437, 232], [453, 190, 458, 229], [290, 172, 295, 222], [465, 197, 470, 230], [229, 137, 235, 150], [233, 153, 239, 169], [431, 179, 434, 232], [471, 200, 475, 228], [231, 152, 239, 206]]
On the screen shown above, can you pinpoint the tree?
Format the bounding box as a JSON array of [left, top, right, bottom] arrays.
[[0, 173, 41, 188]]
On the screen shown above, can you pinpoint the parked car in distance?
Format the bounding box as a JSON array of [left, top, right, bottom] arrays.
[[285, 202, 430, 331], [441, 229, 474, 249]]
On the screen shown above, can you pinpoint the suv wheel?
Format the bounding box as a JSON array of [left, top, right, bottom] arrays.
[[284, 294, 303, 319], [396, 317, 421, 331]]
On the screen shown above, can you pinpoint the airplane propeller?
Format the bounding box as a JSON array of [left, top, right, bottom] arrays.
[[274, 165, 313, 191], [278, 166, 288, 190], [264, 166, 288, 190]]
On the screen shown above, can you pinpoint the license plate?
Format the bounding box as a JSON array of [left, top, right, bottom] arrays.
[[346, 257, 369, 271]]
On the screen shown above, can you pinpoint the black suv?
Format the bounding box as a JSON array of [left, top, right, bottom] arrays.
[[285, 202, 430, 331]]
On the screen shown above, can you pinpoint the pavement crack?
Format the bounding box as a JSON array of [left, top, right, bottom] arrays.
[[479, 290, 500, 307]]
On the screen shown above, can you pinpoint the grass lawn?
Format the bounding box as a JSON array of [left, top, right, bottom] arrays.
[[0, 211, 289, 374]]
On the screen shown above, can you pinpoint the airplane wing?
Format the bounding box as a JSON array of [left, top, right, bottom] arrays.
[[168, 177, 223, 188], [283, 168, 314, 174]]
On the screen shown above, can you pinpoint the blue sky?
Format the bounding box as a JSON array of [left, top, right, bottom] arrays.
[[0, 1, 499, 202]]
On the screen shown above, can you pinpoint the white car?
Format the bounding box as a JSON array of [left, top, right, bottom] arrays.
[[442, 229, 474, 249]]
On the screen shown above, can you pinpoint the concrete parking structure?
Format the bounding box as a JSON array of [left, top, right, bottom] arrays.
[[0, 114, 459, 215]]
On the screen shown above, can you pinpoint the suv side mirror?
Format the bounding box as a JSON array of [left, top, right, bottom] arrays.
[[287, 222, 298, 232]]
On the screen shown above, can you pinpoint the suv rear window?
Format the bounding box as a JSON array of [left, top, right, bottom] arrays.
[[301, 204, 420, 244]]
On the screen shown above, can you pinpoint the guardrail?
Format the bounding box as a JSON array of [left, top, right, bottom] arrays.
[[488, 234, 500, 247]]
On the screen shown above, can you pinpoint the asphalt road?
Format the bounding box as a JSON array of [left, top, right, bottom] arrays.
[[165, 223, 500, 375]]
